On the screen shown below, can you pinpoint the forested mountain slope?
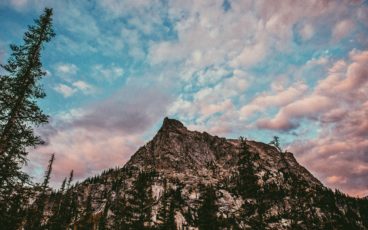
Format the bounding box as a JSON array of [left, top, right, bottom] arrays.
[[39, 118, 368, 229]]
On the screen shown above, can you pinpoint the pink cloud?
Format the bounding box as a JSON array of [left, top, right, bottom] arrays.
[[240, 82, 308, 118], [332, 19, 354, 41], [257, 49, 368, 196], [27, 83, 172, 186], [28, 127, 143, 185], [259, 49, 368, 131], [326, 175, 347, 185], [257, 95, 333, 130]]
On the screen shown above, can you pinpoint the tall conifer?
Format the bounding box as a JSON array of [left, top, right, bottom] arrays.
[[0, 9, 55, 226]]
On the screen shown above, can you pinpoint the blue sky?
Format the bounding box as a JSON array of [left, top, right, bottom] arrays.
[[1, 0, 367, 196]]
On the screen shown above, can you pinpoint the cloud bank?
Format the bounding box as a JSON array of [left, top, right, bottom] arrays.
[[2, 0, 367, 196]]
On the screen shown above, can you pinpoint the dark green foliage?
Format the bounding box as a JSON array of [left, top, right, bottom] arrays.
[[0, 189, 29, 230], [269, 136, 282, 152], [98, 198, 110, 230], [0, 8, 54, 229], [198, 186, 218, 230], [132, 171, 155, 228], [157, 182, 184, 230], [78, 192, 94, 230], [120, 170, 156, 229], [47, 170, 77, 230], [25, 153, 54, 230], [237, 137, 260, 198], [0, 7, 55, 186], [110, 178, 129, 229]]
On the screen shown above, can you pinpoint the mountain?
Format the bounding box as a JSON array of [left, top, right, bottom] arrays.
[[42, 118, 368, 229]]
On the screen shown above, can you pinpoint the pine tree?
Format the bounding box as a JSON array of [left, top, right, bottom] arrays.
[[59, 171, 76, 229], [0, 8, 55, 227], [111, 191, 129, 229], [198, 186, 218, 230], [47, 177, 68, 229], [67, 170, 74, 189], [238, 137, 259, 198], [269, 136, 282, 152], [158, 185, 183, 230], [98, 200, 110, 230], [164, 199, 177, 230], [125, 171, 155, 229], [79, 192, 93, 230], [110, 178, 129, 229], [1, 188, 29, 230], [25, 153, 55, 230], [47, 170, 76, 230]]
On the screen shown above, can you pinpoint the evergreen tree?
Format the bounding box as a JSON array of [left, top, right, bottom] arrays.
[[78, 192, 93, 230], [59, 171, 77, 229], [47, 178, 66, 229], [1, 188, 29, 230], [111, 191, 129, 229], [25, 153, 55, 230], [198, 186, 218, 230], [269, 136, 282, 152], [125, 171, 155, 229], [0, 8, 55, 228], [110, 177, 129, 229], [158, 185, 184, 230], [238, 137, 259, 198], [164, 199, 177, 230], [47, 170, 76, 230], [98, 199, 110, 230], [0, 7, 55, 186], [67, 170, 74, 189]]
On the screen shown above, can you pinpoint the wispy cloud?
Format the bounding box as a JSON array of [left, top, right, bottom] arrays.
[[92, 64, 124, 82], [54, 81, 95, 97], [53, 84, 77, 98]]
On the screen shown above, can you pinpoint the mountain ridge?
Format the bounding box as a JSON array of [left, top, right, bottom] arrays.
[[41, 117, 368, 229]]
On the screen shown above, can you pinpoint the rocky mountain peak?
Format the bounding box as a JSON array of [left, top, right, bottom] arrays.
[[51, 117, 368, 230], [159, 117, 186, 133]]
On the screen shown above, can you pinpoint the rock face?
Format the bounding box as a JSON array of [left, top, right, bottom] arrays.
[[46, 118, 368, 229]]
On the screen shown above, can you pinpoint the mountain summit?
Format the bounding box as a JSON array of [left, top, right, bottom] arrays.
[[42, 118, 368, 229]]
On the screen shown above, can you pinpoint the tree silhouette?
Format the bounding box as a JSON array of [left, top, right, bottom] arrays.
[[25, 154, 55, 230], [0, 8, 55, 227], [269, 136, 282, 152], [198, 186, 218, 229]]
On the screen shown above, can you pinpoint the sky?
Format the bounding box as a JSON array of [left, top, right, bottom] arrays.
[[0, 0, 367, 197]]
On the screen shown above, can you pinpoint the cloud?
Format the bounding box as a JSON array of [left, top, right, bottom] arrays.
[[299, 23, 314, 40], [240, 82, 308, 118], [71, 86, 171, 133], [326, 175, 347, 184], [53, 84, 77, 97], [306, 56, 329, 66], [54, 81, 96, 97], [92, 64, 124, 82], [55, 63, 78, 82], [332, 19, 354, 41], [4, 0, 367, 196], [170, 68, 248, 121], [56, 63, 78, 75], [9, 0, 27, 10], [258, 49, 368, 131], [257, 95, 333, 131], [30, 82, 172, 184], [285, 50, 368, 196], [230, 38, 268, 67], [72, 80, 96, 95]]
